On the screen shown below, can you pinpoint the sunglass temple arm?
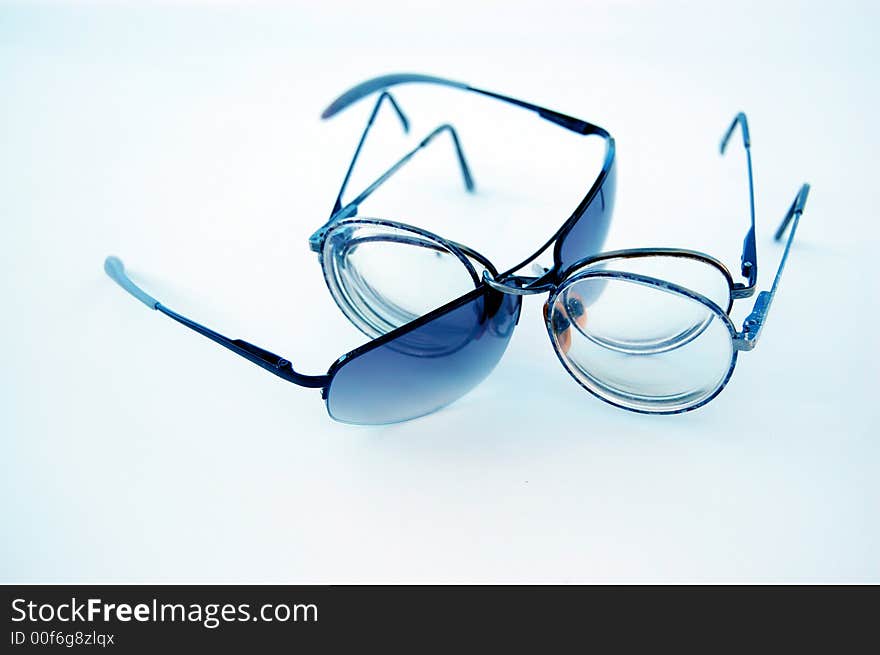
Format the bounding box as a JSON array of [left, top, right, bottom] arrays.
[[321, 73, 608, 137], [103, 256, 330, 389]]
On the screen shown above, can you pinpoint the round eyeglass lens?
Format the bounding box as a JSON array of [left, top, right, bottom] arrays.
[[564, 253, 732, 353], [548, 274, 735, 413], [323, 220, 479, 339]]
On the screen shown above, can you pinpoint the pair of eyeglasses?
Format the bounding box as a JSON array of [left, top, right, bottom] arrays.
[[105, 73, 809, 424]]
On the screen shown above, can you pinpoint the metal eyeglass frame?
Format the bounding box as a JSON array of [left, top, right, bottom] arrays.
[[540, 181, 810, 413], [104, 73, 617, 402]]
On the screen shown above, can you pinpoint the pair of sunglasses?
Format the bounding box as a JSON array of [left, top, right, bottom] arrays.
[[106, 73, 809, 424]]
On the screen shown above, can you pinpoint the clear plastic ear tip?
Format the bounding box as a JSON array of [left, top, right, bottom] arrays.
[[104, 256, 159, 309]]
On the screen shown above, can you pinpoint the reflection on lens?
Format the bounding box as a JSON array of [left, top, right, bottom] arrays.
[[327, 289, 521, 425], [549, 274, 735, 413], [571, 253, 732, 313], [557, 159, 616, 268], [323, 221, 478, 339], [544, 291, 587, 355], [563, 253, 732, 354]]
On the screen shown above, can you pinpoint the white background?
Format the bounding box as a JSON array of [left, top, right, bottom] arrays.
[[2, 0, 878, 582]]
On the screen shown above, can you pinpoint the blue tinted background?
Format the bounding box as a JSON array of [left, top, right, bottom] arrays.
[[2, 1, 877, 583]]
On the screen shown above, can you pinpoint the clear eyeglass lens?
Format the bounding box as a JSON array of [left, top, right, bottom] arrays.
[[323, 221, 478, 339], [549, 275, 734, 413]]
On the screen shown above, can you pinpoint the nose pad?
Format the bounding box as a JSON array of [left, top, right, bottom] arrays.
[[544, 299, 572, 354], [565, 292, 588, 332]]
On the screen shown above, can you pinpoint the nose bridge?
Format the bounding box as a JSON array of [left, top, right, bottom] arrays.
[[481, 270, 556, 296]]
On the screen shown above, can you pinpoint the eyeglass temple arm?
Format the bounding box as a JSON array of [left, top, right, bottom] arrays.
[[321, 73, 608, 137], [736, 183, 810, 351], [329, 90, 473, 217], [331, 91, 409, 217], [331, 91, 474, 215], [309, 123, 473, 252], [720, 112, 759, 296], [103, 256, 330, 389]]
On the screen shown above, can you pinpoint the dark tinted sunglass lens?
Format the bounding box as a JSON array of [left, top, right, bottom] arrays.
[[557, 160, 616, 268], [326, 288, 521, 424]]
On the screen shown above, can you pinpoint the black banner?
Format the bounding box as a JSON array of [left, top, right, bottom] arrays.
[[2, 585, 875, 651]]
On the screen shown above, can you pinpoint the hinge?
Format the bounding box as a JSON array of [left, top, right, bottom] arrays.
[[308, 204, 358, 253], [734, 290, 771, 351]]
